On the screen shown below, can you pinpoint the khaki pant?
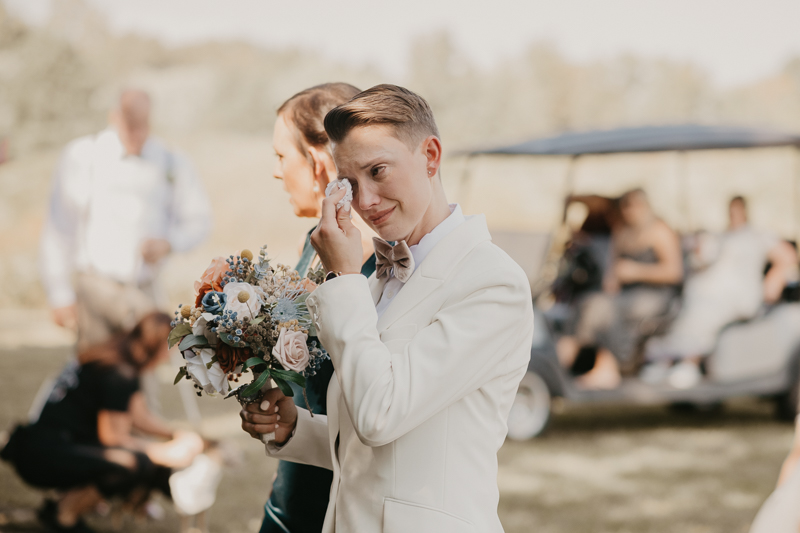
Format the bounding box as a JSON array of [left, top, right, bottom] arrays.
[[75, 272, 158, 352]]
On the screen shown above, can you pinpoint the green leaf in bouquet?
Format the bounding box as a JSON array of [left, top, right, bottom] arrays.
[[173, 366, 187, 385], [168, 323, 192, 349], [272, 376, 294, 397], [307, 321, 317, 337], [271, 368, 306, 388], [205, 355, 218, 369], [250, 315, 266, 326], [178, 334, 209, 351], [241, 357, 267, 371], [241, 369, 271, 398]]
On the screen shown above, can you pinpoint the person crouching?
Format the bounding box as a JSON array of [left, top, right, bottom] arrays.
[[1, 312, 203, 532]]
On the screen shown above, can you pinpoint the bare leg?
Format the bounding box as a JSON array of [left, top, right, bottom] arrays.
[[576, 349, 622, 390], [556, 336, 581, 368], [58, 486, 103, 527]]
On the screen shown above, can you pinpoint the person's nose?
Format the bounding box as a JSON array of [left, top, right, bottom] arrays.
[[273, 161, 283, 181], [357, 181, 380, 211]]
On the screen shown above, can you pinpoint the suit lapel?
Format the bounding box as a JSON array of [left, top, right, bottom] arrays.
[[376, 215, 492, 331], [368, 272, 388, 305]]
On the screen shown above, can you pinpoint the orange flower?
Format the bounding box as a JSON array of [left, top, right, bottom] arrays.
[[295, 278, 317, 292], [194, 256, 228, 305], [195, 282, 212, 307]]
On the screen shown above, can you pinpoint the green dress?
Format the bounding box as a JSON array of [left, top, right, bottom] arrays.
[[259, 229, 376, 533]]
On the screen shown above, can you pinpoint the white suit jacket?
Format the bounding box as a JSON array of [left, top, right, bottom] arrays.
[[266, 215, 533, 533]]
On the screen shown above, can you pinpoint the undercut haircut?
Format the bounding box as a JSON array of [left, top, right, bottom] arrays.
[[323, 84, 440, 149], [278, 83, 361, 159]]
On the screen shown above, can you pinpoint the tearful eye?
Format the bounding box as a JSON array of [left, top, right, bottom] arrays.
[[371, 166, 384, 178]]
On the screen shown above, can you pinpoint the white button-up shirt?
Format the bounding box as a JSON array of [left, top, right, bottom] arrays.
[[375, 204, 465, 318], [39, 128, 212, 307]]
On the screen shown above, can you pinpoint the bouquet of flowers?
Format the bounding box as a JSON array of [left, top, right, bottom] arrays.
[[169, 246, 327, 411]]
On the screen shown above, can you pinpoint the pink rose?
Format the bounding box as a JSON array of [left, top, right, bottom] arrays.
[[272, 328, 310, 372]]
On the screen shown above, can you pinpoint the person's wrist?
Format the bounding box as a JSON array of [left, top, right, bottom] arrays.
[[273, 421, 297, 446]]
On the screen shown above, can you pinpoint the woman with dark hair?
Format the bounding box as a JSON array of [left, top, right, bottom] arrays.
[[251, 83, 376, 533], [1, 312, 203, 533]]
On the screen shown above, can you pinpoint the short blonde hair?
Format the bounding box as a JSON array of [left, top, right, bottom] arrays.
[[323, 84, 440, 148]]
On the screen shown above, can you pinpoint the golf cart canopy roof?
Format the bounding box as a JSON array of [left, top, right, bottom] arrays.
[[469, 124, 800, 156]]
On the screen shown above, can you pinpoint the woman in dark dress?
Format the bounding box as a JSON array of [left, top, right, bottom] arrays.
[[2, 312, 203, 532], [256, 83, 376, 533]]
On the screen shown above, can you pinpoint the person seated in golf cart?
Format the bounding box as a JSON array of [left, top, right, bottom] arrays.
[[642, 196, 799, 388], [556, 189, 684, 389]]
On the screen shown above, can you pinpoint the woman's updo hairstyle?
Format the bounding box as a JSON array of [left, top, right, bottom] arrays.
[[277, 82, 360, 160]]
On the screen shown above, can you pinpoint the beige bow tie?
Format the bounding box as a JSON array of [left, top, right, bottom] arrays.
[[373, 237, 415, 283]]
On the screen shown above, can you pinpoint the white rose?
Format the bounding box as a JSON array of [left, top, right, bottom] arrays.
[[223, 282, 262, 318], [184, 348, 229, 396], [272, 328, 310, 372]]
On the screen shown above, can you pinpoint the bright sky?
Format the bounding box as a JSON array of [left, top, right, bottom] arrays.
[[6, 0, 800, 88]]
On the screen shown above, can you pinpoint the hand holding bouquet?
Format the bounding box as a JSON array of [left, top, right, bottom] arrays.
[[170, 247, 327, 437]]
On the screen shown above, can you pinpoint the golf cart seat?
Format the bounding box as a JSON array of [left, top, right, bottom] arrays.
[[708, 303, 800, 383]]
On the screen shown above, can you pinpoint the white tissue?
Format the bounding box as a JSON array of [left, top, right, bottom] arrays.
[[325, 178, 353, 211]]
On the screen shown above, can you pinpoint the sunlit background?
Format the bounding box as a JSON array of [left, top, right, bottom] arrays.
[[2, 1, 800, 532]]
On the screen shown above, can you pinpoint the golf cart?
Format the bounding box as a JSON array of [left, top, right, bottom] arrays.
[[465, 125, 800, 439]]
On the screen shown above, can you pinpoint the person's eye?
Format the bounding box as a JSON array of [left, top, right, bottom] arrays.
[[371, 166, 385, 178]]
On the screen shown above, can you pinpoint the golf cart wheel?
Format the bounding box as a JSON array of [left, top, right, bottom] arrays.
[[507, 372, 551, 440]]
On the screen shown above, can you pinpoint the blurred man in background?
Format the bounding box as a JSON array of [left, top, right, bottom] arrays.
[[557, 189, 683, 389], [39, 89, 212, 351]]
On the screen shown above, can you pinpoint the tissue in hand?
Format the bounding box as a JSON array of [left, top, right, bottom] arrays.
[[324, 178, 353, 211]]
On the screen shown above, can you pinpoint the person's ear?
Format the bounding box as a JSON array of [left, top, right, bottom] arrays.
[[421, 135, 442, 178], [308, 145, 335, 192]]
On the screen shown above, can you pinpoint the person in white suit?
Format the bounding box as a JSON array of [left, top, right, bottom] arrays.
[[241, 84, 533, 532]]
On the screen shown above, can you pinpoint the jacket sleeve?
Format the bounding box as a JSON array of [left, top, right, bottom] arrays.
[[166, 152, 212, 253], [307, 268, 533, 448], [264, 408, 333, 470]]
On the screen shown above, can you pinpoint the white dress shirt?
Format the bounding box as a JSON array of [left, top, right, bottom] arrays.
[[39, 128, 212, 308], [375, 203, 465, 318]]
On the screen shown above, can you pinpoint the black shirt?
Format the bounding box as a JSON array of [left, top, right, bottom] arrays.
[[34, 360, 140, 444]]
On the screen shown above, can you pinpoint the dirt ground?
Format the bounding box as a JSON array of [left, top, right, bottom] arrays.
[[0, 346, 793, 533]]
